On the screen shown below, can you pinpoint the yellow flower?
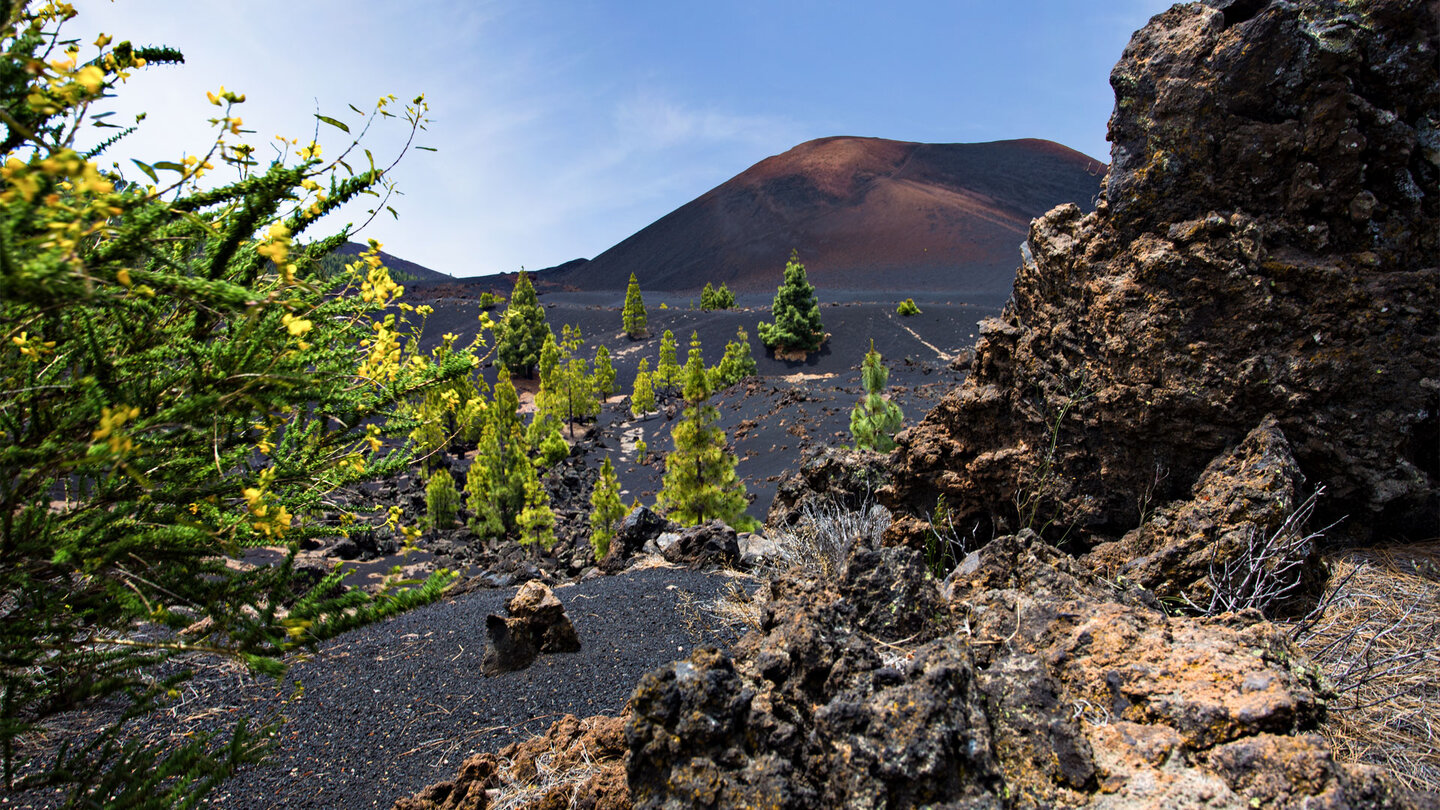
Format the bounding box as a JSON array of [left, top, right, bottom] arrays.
[[296, 142, 322, 161], [74, 65, 105, 94], [281, 313, 313, 337]]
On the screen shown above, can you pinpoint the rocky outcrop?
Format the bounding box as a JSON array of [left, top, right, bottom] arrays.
[[598, 507, 672, 574], [481, 581, 581, 675], [621, 533, 1417, 809], [394, 714, 629, 810], [884, 0, 1439, 543], [1083, 415, 1325, 611], [765, 445, 892, 530]]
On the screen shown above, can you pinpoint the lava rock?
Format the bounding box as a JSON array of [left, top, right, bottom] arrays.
[[661, 520, 740, 568], [883, 0, 1440, 542], [481, 581, 581, 675]]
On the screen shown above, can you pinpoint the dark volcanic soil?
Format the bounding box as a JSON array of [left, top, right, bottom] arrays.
[[128, 568, 743, 810], [419, 291, 998, 527]]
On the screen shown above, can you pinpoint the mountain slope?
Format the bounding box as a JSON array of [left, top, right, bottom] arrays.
[[541, 137, 1104, 296], [331, 241, 452, 283]]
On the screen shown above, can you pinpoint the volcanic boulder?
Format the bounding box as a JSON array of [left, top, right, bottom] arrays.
[[883, 0, 1439, 544], [481, 581, 581, 675]]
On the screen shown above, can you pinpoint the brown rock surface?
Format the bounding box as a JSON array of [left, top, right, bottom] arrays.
[[884, 0, 1439, 542], [394, 714, 629, 810], [1083, 415, 1324, 610]]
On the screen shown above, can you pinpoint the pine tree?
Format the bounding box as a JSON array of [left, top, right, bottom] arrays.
[[496, 270, 549, 377], [528, 408, 570, 468], [850, 341, 904, 452], [588, 456, 627, 560], [538, 328, 561, 387], [654, 329, 681, 392], [593, 344, 616, 401], [715, 283, 736, 309], [622, 272, 649, 339], [757, 250, 824, 353], [516, 463, 557, 551], [700, 282, 716, 310], [424, 468, 461, 529], [710, 326, 757, 388], [466, 372, 526, 538], [658, 333, 750, 526], [465, 420, 507, 539], [631, 358, 657, 418], [549, 324, 598, 428]]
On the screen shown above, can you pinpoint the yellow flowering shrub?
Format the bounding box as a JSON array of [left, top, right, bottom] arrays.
[[0, 4, 462, 804]]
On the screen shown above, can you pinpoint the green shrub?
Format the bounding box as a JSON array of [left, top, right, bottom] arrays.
[[897, 298, 921, 316], [0, 8, 457, 802]]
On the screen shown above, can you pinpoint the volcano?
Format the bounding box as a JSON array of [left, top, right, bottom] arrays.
[[539, 136, 1104, 296]]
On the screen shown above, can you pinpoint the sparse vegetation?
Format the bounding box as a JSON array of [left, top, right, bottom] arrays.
[[765, 497, 891, 579], [622, 272, 648, 338], [897, 298, 921, 316], [850, 341, 903, 452], [1287, 543, 1440, 794], [758, 250, 824, 353]]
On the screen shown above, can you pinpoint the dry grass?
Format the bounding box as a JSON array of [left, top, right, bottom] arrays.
[[487, 744, 604, 810], [764, 497, 891, 580], [1287, 542, 1440, 796], [703, 579, 770, 634]]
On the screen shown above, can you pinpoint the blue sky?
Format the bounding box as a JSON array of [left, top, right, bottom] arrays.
[[72, 1, 1174, 278]]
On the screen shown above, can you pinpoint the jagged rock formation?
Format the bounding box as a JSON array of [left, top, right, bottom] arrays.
[[623, 536, 1416, 809], [884, 0, 1439, 543]]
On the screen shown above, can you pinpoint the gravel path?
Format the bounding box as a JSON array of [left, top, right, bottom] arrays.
[[192, 566, 747, 809]]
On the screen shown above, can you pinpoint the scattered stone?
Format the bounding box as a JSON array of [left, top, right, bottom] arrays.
[[661, 520, 740, 568], [599, 506, 671, 573], [481, 581, 581, 675]]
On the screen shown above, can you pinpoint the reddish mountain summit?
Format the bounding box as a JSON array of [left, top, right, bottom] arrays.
[[540, 136, 1105, 296]]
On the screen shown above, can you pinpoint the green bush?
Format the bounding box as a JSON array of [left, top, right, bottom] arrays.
[[897, 298, 921, 316], [700, 281, 736, 310], [0, 7, 457, 803]]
